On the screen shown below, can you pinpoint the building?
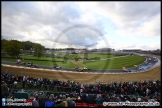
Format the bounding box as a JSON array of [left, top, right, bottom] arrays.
[[122, 49, 142, 53]]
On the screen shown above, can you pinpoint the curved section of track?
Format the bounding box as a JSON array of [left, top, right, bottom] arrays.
[[1, 54, 160, 74]]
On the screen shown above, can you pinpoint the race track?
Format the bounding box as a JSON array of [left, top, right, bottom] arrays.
[[1, 54, 161, 84]]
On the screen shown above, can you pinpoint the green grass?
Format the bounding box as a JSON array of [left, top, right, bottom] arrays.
[[21, 55, 64, 61], [20, 53, 116, 60], [53, 55, 146, 69]]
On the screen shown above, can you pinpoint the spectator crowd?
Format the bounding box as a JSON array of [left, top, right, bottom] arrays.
[[1, 70, 161, 107]]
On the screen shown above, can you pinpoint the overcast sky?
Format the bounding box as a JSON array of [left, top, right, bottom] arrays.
[[2, 1, 161, 50]]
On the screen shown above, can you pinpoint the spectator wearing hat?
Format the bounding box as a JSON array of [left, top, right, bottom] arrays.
[[130, 95, 137, 102]]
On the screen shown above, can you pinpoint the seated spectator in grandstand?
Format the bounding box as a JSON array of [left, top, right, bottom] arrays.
[[55, 96, 68, 107], [116, 96, 121, 102], [86, 94, 89, 99], [67, 97, 76, 107], [76, 95, 81, 102], [142, 97, 148, 102], [55, 96, 75, 107], [103, 94, 110, 102], [44, 97, 55, 107], [123, 92, 131, 101], [32, 98, 39, 107], [95, 95, 101, 104], [81, 94, 87, 102], [13, 80, 17, 89], [49, 94, 55, 101], [18, 89, 25, 93], [70, 93, 77, 101], [87, 95, 95, 104], [130, 95, 137, 102], [61, 95, 67, 101]]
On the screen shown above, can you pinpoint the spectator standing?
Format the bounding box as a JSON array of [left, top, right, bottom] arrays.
[[1, 81, 9, 98], [22, 76, 26, 88], [38, 91, 48, 107], [44, 97, 55, 107]]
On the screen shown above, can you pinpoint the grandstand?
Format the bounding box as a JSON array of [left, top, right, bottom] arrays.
[[1, 71, 161, 107]]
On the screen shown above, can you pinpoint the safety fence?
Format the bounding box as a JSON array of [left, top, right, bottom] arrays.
[[7, 82, 80, 93]]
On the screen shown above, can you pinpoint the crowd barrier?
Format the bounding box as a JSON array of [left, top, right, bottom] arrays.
[[8, 82, 80, 94]]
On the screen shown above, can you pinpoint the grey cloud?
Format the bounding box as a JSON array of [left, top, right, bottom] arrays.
[[2, 2, 81, 26], [96, 2, 160, 28], [2, 2, 105, 48], [54, 26, 103, 48]]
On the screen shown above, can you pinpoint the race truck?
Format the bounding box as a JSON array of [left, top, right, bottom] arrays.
[[75, 67, 84, 72], [83, 66, 90, 70], [16, 59, 26, 65], [27, 62, 38, 68], [54, 64, 62, 69]]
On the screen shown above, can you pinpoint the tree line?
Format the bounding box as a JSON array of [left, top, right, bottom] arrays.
[[1, 39, 45, 59]]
